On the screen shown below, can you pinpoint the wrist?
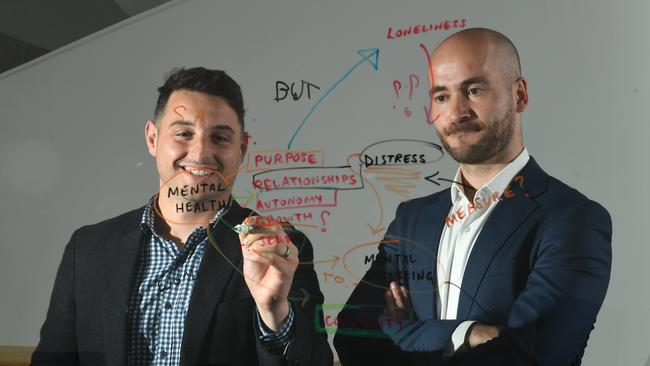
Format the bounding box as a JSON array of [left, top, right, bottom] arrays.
[[465, 322, 499, 348], [464, 322, 476, 348], [257, 299, 290, 331]]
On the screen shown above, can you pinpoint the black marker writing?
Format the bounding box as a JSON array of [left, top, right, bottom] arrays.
[[168, 183, 227, 198]]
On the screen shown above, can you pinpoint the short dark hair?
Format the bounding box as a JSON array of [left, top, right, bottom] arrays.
[[154, 67, 245, 132]]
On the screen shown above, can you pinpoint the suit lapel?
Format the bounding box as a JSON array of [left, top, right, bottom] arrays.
[[181, 202, 248, 365], [101, 213, 145, 364], [456, 158, 548, 319], [408, 192, 451, 319]]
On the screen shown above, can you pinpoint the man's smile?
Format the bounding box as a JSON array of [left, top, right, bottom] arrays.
[[182, 166, 216, 176]]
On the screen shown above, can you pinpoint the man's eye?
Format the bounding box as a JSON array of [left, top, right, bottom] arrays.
[[212, 135, 229, 143], [468, 88, 482, 96], [175, 131, 192, 137], [434, 95, 448, 104]]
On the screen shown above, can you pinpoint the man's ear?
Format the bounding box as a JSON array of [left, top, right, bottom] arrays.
[[240, 131, 249, 165], [145, 120, 158, 157], [514, 77, 529, 113]]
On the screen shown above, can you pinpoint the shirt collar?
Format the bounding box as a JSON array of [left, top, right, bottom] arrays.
[[450, 147, 530, 204], [140, 194, 232, 235]]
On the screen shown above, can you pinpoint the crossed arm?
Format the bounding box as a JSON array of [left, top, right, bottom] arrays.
[[384, 282, 499, 349]]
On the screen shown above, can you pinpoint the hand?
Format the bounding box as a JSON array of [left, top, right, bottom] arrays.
[[239, 216, 298, 331], [384, 282, 414, 320], [466, 322, 500, 348]]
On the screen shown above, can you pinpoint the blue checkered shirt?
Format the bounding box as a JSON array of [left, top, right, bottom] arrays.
[[127, 197, 294, 365]]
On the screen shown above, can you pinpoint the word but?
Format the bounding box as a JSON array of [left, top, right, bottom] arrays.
[[275, 80, 321, 102]]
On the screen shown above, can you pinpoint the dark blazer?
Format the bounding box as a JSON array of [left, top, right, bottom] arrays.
[[31, 200, 333, 366], [334, 157, 612, 365]]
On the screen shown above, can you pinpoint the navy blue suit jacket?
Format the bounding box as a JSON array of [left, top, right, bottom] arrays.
[[334, 158, 612, 365]]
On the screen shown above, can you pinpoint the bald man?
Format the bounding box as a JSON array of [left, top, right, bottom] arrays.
[[334, 28, 612, 365]]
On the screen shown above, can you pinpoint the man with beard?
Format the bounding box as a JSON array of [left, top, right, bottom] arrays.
[[334, 28, 612, 365], [31, 67, 333, 365]]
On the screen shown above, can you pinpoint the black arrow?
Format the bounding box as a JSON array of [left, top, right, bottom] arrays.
[[424, 171, 440, 186], [424, 172, 475, 190]]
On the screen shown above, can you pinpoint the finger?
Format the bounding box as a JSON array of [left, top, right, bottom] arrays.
[[400, 285, 414, 319], [252, 238, 271, 248], [399, 285, 411, 307], [270, 242, 299, 267], [244, 248, 298, 281], [240, 232, 280, 249], [273, 241, 299, 269], [276, 230, 292, 244], [390, 282, 405, 311], [384, 289, 397, 317], [244, 246, 275, 265], [245, 240, 298, 268]]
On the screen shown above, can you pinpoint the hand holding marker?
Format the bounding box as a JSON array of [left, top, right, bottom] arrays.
[[236, 217, 294, 258], [237, 215, 299, 330], [234, 223, 285, 235]]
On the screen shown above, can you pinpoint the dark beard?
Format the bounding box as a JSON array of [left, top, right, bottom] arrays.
[[437, 108, 515, 164]]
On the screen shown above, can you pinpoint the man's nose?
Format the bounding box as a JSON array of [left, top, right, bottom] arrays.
[[448, 95, 471, 123], [187, 134, 212, 162]]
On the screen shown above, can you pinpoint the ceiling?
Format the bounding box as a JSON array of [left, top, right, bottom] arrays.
[[0, 0, 172, 75]]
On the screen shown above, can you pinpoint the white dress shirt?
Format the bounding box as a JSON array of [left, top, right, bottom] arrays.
[[436, 148, 530, 353]]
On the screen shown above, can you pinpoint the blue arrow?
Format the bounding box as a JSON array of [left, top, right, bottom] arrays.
[[287, 48, 380, 149]]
